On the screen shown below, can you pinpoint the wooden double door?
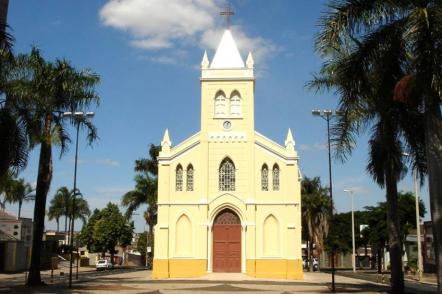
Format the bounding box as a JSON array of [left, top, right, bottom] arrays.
[[212, 209, 241, 272]]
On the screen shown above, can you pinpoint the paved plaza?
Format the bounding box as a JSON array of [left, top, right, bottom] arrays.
[[0, 267, 437, 294]]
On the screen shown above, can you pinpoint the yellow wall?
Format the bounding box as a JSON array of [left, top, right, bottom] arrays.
[[153, 53, 302, 280]]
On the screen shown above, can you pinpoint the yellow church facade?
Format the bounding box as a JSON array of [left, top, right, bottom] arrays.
[[152, 29, 303, 280]]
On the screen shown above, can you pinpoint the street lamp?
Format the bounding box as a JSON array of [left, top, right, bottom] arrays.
[[403, 152, 423, 280], [344, 189, 357, 273], [312, 109, 339, 292], [63, 111, 94, 289]]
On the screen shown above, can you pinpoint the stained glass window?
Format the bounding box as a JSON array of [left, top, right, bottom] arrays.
[[261, 164, 268, 191], [273, 164, 280, 191], [176, 164, 183, 191], [186, 164, 194, 191], [219, 158, 235, 191]]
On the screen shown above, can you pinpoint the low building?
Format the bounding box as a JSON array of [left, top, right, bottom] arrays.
[[0, 211, 33, 272]]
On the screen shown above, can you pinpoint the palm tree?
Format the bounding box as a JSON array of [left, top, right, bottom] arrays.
[[51, 187, 71, 232], [48, 187, 90, 233], [0, 170, 14, 210], [121, 144, 160, 255], [68, 195, 90, 226], [48, 187, 70, 232], [4, 178, 34, 218], [12, 49, 100, 286], [0, 0, 31, 179], [301, 177, 331, 272], [312, 2, 442, 291]]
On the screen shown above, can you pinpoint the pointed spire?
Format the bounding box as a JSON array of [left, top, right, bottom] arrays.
[[201, 50, 209, 69], [285, 128, 296, 154], [246, 52, 254, 69], [210, 30, 244, 69], [161, 129, 171, 154]]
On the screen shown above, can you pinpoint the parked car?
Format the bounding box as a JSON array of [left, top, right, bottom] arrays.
[[96, 259, 113, 271]]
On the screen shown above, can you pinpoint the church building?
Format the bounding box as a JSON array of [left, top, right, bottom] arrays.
[[152, 28, 303, 279]]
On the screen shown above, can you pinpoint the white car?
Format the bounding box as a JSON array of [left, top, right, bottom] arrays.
[[96, 259, 113, 270]]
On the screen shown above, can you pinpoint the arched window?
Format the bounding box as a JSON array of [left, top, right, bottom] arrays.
[[272, 164, 280, 191], [261, 164, 268, 191], [230, 91, 242, 116], [214, 90, 226, 117], [176, 164, 183, 191], [219, 158, 235, 191], [186, 164, 194, 191]]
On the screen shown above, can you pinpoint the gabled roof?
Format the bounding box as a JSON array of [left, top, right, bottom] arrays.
[[0, 210, 17, 221], [210, 30, 245, 69]]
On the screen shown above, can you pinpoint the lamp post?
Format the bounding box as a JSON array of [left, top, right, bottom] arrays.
[[344, 189, 357, 273], [312, 109, 338, 292], [63, 111, 94, 289], [403, 153, 423, 280], [413, 168, 423, 280]]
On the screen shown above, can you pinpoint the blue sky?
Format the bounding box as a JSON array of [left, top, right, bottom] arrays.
[[5, 0, 429, 232]]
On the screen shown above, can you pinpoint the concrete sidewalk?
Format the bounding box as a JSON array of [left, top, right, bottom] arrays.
[[0, 269, 393, 293]]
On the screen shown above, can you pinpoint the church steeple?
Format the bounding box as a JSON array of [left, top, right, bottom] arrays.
[[200, 11, 254, 135], [210, 29, 245, 69], [285, 128, 296, 155], [201, 50, 209, 69], [160, 129, 171, 155]]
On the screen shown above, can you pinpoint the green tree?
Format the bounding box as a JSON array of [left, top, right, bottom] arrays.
[[68, 196, 90, 226], [48, 187, 70, 232], [0, 2, 30, 178], [325, 212, 353, 255], [48, 187, 90, 233], [79, 209, 102, 253], [311, 2, 442, 291], [80, 203, 133, 263], [0, 170, 14, 210], [13, 49, 100, 286], [4, 177, 34, 218], [121, 144, 159, 255], [301, 176, 331, 272], [136, 232, 147, 257]]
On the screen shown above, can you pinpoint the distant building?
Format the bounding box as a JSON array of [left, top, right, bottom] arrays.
[[0, 211, 33, 272], [0, 211, 33, 246]]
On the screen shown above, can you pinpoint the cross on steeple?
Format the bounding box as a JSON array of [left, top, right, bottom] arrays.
[[220, 3, 234, 28]]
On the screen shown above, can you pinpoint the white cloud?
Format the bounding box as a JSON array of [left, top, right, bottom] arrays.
[[99, 0, 276, 65], [95, 159, 119, 167], [298, 143, 328, 151]]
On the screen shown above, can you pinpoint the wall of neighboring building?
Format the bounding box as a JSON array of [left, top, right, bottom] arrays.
[[0, 241, 27, 272], [0, 220, 21, 239]]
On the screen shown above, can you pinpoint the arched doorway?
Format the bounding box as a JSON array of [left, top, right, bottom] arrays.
[[212, 208, 241, 272]]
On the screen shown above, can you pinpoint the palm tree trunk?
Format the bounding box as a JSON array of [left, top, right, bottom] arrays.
[[56, 218, 59, 232], [18, 200, 22, 218], [64, 214, 67, 232], [377, 246, 382, 274], [424, 103, 442, 292], [385, 170, 404, 293], [0, 0, 8, 33], [148, 223, 154, 257], [309, 237, 314, 272], [27, 116, 52, 286]]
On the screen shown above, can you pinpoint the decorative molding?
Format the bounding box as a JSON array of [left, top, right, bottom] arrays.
[[208, 131, 247, 142], [255, 141, 299, 162], [159, 224, 169, 229], [158, 141, 200, 163]]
